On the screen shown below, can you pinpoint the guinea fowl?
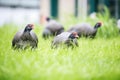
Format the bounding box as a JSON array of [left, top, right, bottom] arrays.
[[42, 17, 64, 39], [51, 32, 79, 48], [68, 22, 102, 38], [12, 24, 38, 49]]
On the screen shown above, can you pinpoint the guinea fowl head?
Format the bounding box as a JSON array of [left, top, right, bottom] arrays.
[[94, 22, 102, 29], [24, 24, 34, 32], [69, 32, 79, 39], [46, 17, 51, 22]]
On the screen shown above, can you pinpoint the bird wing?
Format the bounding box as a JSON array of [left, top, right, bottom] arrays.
[[30, 31, 38, 43], [52, 32, 70, 44], [12, 30, 23, 46], [46, 20, 63, 32], [77, 23, 95, 34], [67, 25, 76, 32]]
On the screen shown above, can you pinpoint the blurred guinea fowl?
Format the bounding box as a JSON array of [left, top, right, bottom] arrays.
[[12, 24, 38, 49], [42, 17, 64, 39], [51, 32, 79, 48], [68, 22, 102, 38]]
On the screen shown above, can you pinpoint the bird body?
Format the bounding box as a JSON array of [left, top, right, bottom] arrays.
[[12, 24, 38, 49], [68, 22, 102, 38], [52, 32, 71, 43], [42, 18, 64, 39], [51, 32, 79, 48]]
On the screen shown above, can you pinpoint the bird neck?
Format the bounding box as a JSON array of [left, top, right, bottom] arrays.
[[21, 31, 31, 40], [46, 18, 51, 22], [94, 24, 100, 29], [68, 38, 74, 42], [68, 35, 75, 41], [68, 34, 75, 39], [24, 28, 31, 33]]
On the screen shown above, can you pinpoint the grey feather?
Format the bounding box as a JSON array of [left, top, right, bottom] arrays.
[[51, 32, 78, 48], [42, 19, 64, 39], [12, 29, 38, 49], [68, 23, 101, 38]]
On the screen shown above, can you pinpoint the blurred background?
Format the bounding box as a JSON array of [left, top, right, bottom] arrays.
[[0, 0, 40, 26], [0, 0, 120, 26]]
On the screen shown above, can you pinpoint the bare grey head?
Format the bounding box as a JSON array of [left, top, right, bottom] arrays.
[[94, 22, 102, 29], [24, 24, 34, 32]]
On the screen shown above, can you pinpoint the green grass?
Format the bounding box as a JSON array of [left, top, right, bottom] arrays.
[[0, 13, 120, 80]]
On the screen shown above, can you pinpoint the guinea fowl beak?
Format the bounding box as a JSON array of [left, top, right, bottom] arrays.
[[75, 35, 79, 38], [72, 32, 79, 38], [31, 24, 34, 29]]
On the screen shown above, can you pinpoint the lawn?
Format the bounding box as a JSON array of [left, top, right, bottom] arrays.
[[0, 14, 120, 80]]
